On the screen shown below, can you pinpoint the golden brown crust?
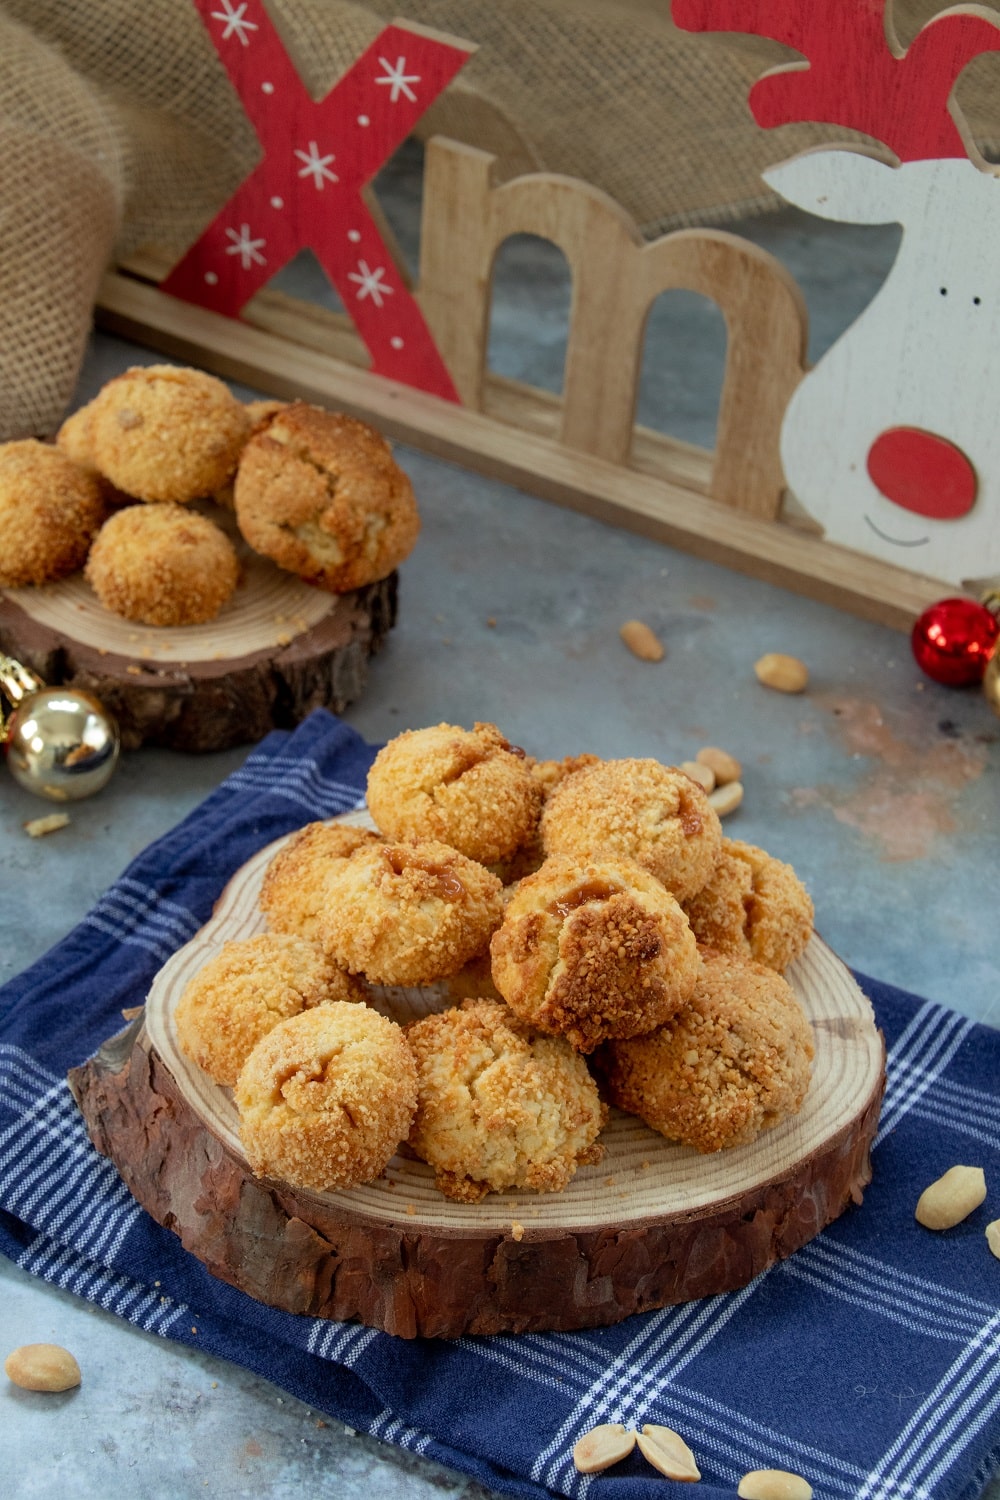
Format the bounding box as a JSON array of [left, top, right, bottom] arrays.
[[598, 949, 815, 1152], [233, 402, 420, 591], [57, 404, 135, 509], [319, 839, 504, 986], [84, 504, 240, 625], [215, 401, 290, 511], [0, 440, 105, 587], [490, 854, 702, 1052], [540, 758, 722, 902], [260, 822, 384, 943], [529, 752, 602, 796], [683, 839, 814, 973], [406, 999, 607, 1200], [55, 402, 99, 472], [175, 932, 365, 1088], [235, 1003, 417, 1192], [443, 946, 505, 1004], [244, 399, 287, 427], [88, 364, 250, 504], [366, 721, 543, 866]]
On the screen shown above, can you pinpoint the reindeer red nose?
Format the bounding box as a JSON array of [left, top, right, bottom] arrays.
[[866, 427, 977, 520]]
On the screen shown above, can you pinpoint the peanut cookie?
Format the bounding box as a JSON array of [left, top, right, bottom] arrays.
[[234, 402, 419, 591]]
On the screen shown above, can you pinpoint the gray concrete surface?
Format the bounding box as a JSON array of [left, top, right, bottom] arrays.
[[2, 139, 999, 1500]]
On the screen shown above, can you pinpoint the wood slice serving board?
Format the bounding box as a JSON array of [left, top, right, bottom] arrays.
[[69, 812, 886, 1339], [0, 531, 397, 752]]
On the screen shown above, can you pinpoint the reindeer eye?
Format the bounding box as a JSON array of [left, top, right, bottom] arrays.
[[940, 287, 948, 296], [974, 296, 982, 306]]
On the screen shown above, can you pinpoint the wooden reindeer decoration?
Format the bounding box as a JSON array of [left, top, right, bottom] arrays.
[[674, 0, 1000, 584]]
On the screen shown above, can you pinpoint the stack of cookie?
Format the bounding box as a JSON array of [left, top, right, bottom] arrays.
[[0, 364, 419, 627], [175, 721, 817, 1206]]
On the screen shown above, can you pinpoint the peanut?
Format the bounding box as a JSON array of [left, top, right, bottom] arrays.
[[572, 1423, 636, 1474], [737, 1470, 813, 1500], [708, 781, 744, 817], [680, 759, 715, 792], [23, 813, 71, 838], [4, 1344, 81, 1392], [754, 653, 809, 693], [620, 620, 665, 662], [915, 1165, 987, 1230], [696, 746, 742, 784], [986, 1220, 1000, 1260], [636, 1424, 700, 1482]]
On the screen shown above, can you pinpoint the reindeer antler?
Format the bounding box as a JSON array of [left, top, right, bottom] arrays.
[[672, 0, 1000, 161]]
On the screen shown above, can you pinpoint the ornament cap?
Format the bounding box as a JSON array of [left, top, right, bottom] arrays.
[[0, 652, 45, 704]]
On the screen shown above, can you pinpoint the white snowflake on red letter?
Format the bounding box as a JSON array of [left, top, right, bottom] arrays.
[[210, 0, 258, 46], [224, 224, 267, 268], [294, 142, 338, 189], [347, 260, 393, 307], [375, 56, 420, 104]]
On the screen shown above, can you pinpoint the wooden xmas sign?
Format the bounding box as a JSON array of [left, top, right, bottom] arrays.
[[96, 1, 1000, 628]]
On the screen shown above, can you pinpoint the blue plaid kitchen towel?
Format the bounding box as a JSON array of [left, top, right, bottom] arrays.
[[2, 709, 999, 1500]]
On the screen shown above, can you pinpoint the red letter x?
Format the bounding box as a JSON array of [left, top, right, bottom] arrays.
[[162, 1, 473, 401]]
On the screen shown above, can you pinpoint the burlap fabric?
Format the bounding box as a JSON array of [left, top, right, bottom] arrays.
[[3, 0, 1000, 441]]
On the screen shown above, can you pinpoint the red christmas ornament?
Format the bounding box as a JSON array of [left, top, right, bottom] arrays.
[[911, 596, 999, 686]]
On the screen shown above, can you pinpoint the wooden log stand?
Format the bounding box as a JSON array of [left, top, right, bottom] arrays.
[[0, 553, 398, 753], [69, 815, 886, 1340]]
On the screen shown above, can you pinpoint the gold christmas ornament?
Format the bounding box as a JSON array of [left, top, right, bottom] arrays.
[[0, 654, 119, 801]]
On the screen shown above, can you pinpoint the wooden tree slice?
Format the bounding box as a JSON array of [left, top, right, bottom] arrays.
[[0, 552, 397, 752], [69, 812, 886, 1339]]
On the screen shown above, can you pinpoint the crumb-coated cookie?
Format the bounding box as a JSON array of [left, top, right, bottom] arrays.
[[540, 758, 722, 902], [175, 932, 365, 1087], [319, 839, 504, 986], [235, 1003, 417, 1192], [406, 999, 607, 1201], [260, 822, 384, 944], [0, 440, 105, 587], [490, 854, 702, 1052], [233, 402, 420, 592], [84, 503, 240, 625], [366, 721, 543, 866], [683, 839, 814, 973], [598, 949, 815, 1152], [88, 364, 249, 504]]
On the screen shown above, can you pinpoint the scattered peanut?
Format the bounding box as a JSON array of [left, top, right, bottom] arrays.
[[23, 813, 71, 838], [572, 1423, 637, 1474], [680, 759, 715, 792], [636, 1424, 700, 1482], [708, 781, 744, 817], [915, 1165, 987, 1230], [986, 1220, 1000, 1259], [620, 620, 665, 663], [4, 1344, 81, 1392], [754, 653, 809, 693], [696, 746, 742, 785], [737, 1469, 813, 1500]]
